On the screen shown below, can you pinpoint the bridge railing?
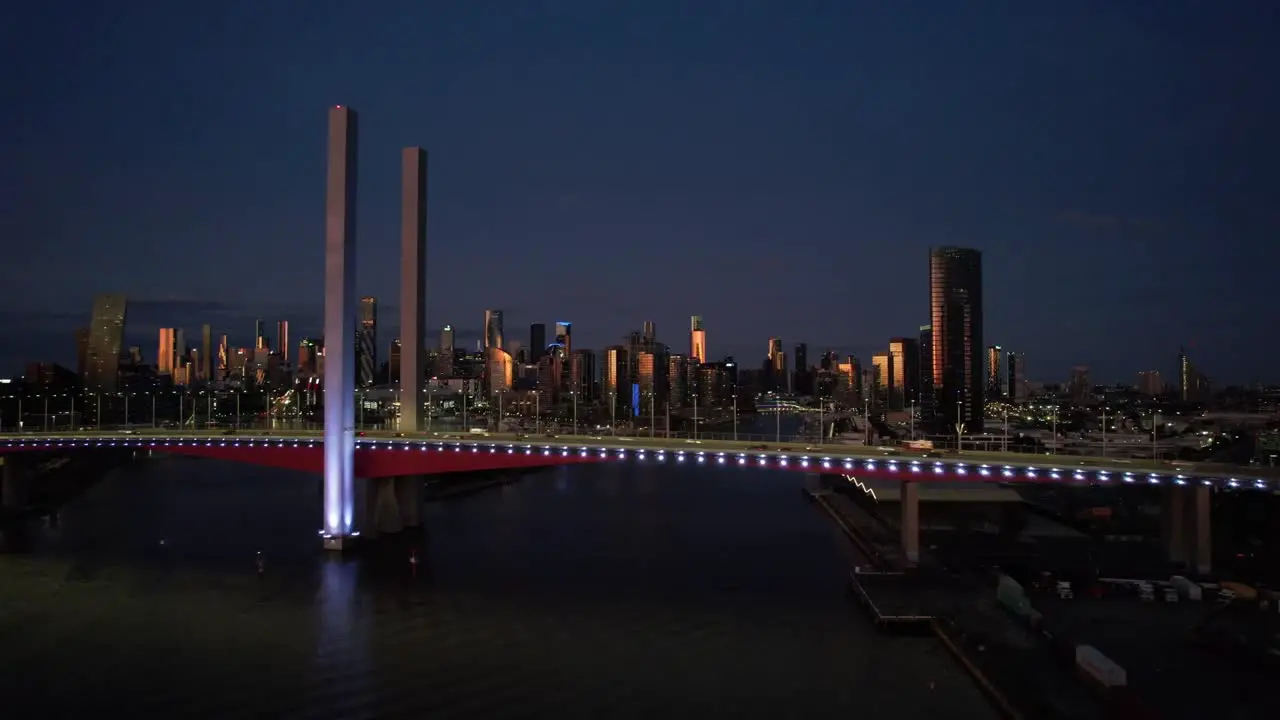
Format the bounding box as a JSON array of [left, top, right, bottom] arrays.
[[5, 427, 1279, 480]]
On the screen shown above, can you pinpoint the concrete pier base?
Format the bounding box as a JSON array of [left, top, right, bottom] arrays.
[[2, 457, 31, 512], [900, 480, 919, 566], [395, 475, 422, 528], [372, 476, 404, 535], [1161, 484, 1212, 576]]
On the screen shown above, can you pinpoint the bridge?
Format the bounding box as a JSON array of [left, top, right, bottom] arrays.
[[1, 429, 1254, 573]]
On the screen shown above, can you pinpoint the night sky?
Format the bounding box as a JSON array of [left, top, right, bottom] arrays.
[[3, 1, 1277, 384]]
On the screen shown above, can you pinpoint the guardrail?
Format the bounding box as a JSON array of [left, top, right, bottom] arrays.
[[4, 429, 1277, 481]]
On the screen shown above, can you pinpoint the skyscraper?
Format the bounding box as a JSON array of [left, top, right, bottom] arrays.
[[322, 104, 358, 549], [200, 324, 213, 382], [484, 309, 504, 351], [399, 147, 428, 430], [529, 323, 546, 363], [277, 321, 289, 362], [554, 322, 572, 355], [437, 324, 454, 377], [929, 247, 984, 431], [358, 296, 377, 387], [642, 321, 656, 343], [389, 339, 402, 383], [690, 315, 706, 363], [918, 325, 933, 421], [255, 319, 266, 349], [986, 345, 1003, 399], [888, 337, 919, 409], [85, 294, 127, 391], [157, 328, 176, 375]]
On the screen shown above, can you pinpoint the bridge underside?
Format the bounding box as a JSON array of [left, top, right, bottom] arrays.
[[165, 444, 600, 477]]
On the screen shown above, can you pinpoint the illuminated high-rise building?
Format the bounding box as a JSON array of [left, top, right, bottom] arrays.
[[668, 354, 689, 408], [85, 294, 127, 391], [888, 337, 919, 410], [277, 321, 290, 362], [642, 321, 656, 343], [255, 319, 266, 350], [929, 247, 984, 431], [986, 345, 1003, 399], [157, 328, 176, 375], [486, 348, 514, 392], [554, 321, 572, 355], [483, 309, 504, 351], [766, 337, 786, 391], [217, 334, 229, 379], [689, 316, 706, 363], [602, 345, 628, 419], [437, 324, 454, 377], [872, 353, 890, 406], [357, 296, 377, 387], [200, 324, 213, 382]]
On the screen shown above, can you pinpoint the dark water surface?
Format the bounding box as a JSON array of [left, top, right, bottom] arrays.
[[0, 457, 994, 719]]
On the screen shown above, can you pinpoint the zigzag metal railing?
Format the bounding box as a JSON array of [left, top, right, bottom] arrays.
[[842, 474, 878, 501]]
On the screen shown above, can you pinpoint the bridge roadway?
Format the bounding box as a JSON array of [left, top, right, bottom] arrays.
[[0, 429, 1275, 489]]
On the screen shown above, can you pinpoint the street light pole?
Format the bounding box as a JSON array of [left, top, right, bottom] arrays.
[[863, 397, 870, 445], [95, 393, 101, 430], [693, 395, 699, 440], [43, 396, 49, 432], [124, 393, 130, 428], [1101, 407, 1107, 457], [534, 391, 539, 435], [818, 401, 823, 445], [649, 392, 655, 438], [1051, 406, 1058, 455], [956, 399, 963, 451], [775, 401, 780, 443], [1002, 407, 1009, 453], [572, 391, 578, 435], [732, 395, 738, 442], [909, 400, 915, 440]]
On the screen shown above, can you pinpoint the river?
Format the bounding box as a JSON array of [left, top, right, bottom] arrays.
[[0, 455, 994, 718]]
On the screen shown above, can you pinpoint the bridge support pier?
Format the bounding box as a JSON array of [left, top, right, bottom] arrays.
[[900, 480, 919, 566], [1, 457, 32, 512], [395, 476, 422, 528], [1162, 484, 1212, 576], [369, 477, 404, 536]]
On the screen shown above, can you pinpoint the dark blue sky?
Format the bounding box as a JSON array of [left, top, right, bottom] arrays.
[[3, 1, 1277, 384]]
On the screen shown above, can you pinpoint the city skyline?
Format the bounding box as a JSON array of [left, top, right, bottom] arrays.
[[4, 4, 1277, 383]]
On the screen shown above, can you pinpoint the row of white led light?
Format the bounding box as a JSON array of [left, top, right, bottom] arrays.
[[0, 437, 1268, 490]]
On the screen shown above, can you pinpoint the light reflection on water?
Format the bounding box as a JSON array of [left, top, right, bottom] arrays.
[[0, 456, 995, 719]]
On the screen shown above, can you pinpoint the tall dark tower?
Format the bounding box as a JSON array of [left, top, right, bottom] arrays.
[[929, 247, 984, 432], [530, 323, 546, 363], [399, 147, 428, 431]]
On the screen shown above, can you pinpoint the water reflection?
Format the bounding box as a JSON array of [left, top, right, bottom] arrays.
[[0, 455, 997, 718]]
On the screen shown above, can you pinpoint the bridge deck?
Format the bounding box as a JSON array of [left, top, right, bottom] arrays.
[[0, 431, 1275, 491]]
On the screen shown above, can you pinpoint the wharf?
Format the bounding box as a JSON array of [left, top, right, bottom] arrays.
[[807, 482, 1107, 720]]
